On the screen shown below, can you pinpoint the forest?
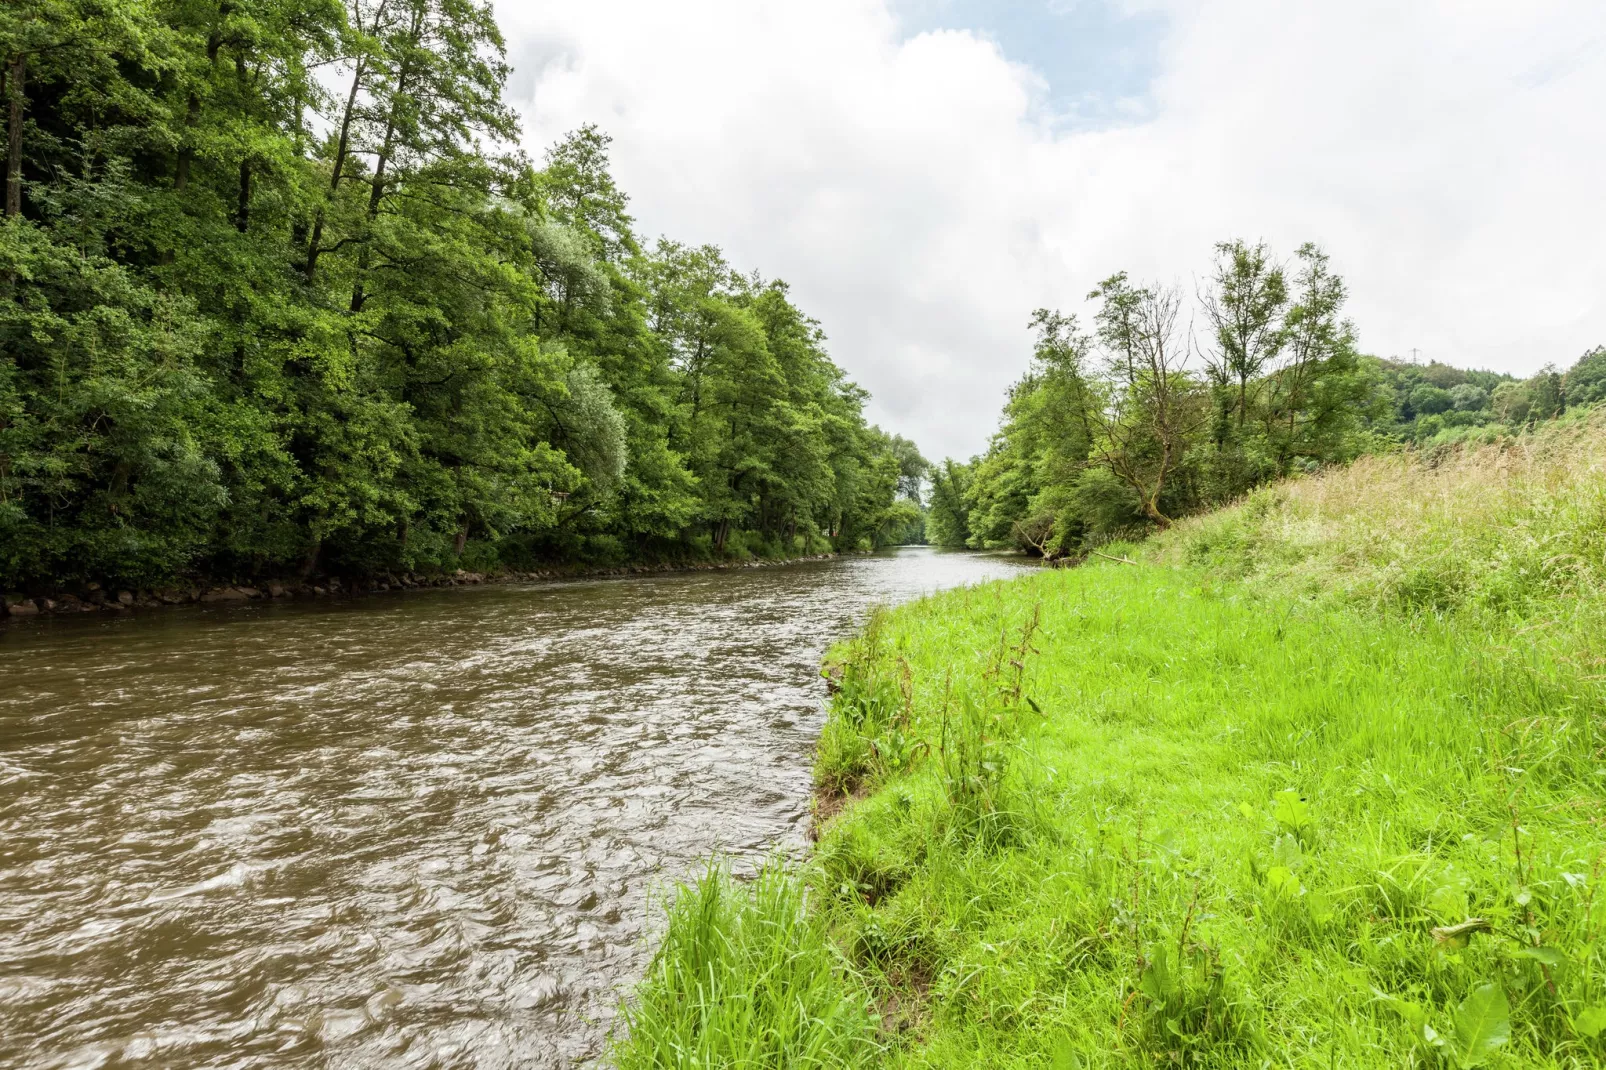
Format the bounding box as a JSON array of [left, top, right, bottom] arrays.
[[929, 239, 1606, 556], [0, 0, 924, 594]]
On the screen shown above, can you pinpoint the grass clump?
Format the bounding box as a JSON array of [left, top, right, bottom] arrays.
[[614, 415, 1606, 1067], [613, 862, 881, 1069]]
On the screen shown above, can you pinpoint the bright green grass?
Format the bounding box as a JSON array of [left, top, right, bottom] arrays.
[[811, 568, 1605, 1067], [612, 862, 882, 1068], [616, 561, 1606, 1067]]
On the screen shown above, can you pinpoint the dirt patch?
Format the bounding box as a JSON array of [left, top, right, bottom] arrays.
[[876, 963, 933, 1039], [809, 781, 871, 841]]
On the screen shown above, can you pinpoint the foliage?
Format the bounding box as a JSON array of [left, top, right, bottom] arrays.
[[0, 0, 920, 590], [934, 239, 1600, 559]]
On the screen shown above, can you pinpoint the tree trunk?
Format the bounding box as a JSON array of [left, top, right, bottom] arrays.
[[1143, 497, 1172, 529], [175, 93, 199, 190], [304, 58, 365, 283], [299, 538, 322, 581], [235, 159, 251, 231], [232, 53, 251, 231], [454, 522, 469, 557], [349, 11, 420, 313], [5, 53, 24, 218], [175, 29, 222, 193]]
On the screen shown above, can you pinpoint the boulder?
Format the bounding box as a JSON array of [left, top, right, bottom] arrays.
[[2, 595, 39, 618], [116, 590, 135, 606], [236, 586, 262, 599], [267, 583, 287, 599], [199, 587, 250, 603]]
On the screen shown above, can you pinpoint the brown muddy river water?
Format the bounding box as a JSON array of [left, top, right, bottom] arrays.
[[0, 548, 1031, 1069]]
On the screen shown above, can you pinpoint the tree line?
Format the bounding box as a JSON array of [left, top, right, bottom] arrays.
[[929, 239, 1604, 555], [0, 0, 926, 592]]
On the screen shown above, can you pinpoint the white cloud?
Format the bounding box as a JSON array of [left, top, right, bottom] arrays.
[[497, 0, 1606, 461]]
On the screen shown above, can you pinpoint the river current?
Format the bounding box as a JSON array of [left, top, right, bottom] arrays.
[[0, 548, 1031, 1069]]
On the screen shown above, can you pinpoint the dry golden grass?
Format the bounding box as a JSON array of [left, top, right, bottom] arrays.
[[1150, 406, 1606, 620]]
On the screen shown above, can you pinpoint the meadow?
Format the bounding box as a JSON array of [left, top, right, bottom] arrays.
[[615, 411, 1606, 1068]]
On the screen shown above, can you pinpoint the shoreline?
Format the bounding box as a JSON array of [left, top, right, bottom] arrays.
[[0, 551, 852, 624]]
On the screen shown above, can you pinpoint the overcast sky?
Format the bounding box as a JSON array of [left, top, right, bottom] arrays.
[[496, 0, 1606, 462]]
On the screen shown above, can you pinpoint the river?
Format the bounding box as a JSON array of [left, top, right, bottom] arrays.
[[0, 548, 1032, 1069]]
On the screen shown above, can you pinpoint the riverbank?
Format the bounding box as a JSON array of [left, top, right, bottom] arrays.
[[0, 551, 854, 623], [614, 414, 1606, 1066]]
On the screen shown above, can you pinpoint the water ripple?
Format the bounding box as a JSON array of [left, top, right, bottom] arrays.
[[0, 549, 1030, 1068]]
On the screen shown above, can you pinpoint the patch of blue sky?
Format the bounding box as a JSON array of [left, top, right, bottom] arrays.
[[891, 0, 1166, 128]]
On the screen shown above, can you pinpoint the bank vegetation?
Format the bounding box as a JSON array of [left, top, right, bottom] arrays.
[[617, 408, 1606, 1068]]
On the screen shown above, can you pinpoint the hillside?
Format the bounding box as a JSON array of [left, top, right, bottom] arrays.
[[616, 412, 1606, 1068]]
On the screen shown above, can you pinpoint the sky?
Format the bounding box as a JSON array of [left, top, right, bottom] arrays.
[[497, 0, 1606, 462]]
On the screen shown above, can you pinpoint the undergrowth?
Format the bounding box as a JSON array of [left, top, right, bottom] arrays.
[[613, 414, 1606, 1068]]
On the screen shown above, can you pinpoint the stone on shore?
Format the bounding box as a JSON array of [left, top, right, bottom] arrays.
[[2, 595, 39, 618]]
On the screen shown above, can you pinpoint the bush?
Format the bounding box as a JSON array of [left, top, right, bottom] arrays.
[[1410, 384, 1454, 415]]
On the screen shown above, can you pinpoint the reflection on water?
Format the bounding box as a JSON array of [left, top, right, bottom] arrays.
[[0, 548, 1031, 1068]]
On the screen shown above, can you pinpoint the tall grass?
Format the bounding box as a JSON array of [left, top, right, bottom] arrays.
[[613, 862, 881, 1069], [1153, 406, 1606, 620], [614, 414, 1606, 1067]]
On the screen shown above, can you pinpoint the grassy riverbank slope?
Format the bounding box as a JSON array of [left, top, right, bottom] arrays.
[[615, 411, 1606, 1068]]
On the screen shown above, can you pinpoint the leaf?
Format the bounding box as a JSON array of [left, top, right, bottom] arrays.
[[1374, 987, 1427, 1029], [1576, 1005, 1606, 1039], [1139, 946, 1174, 1002], [1272, 788, 1312, 832], [1264, 866, 1299, 897], [1431, 918, 1491, 946], [1511, 946, 1565, 967], [1049, 1035, 1084, 1069], [1452, 984, 1510, 1068], [1272, 833, 1303, 869], [1428, 877, 1470, 921]]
